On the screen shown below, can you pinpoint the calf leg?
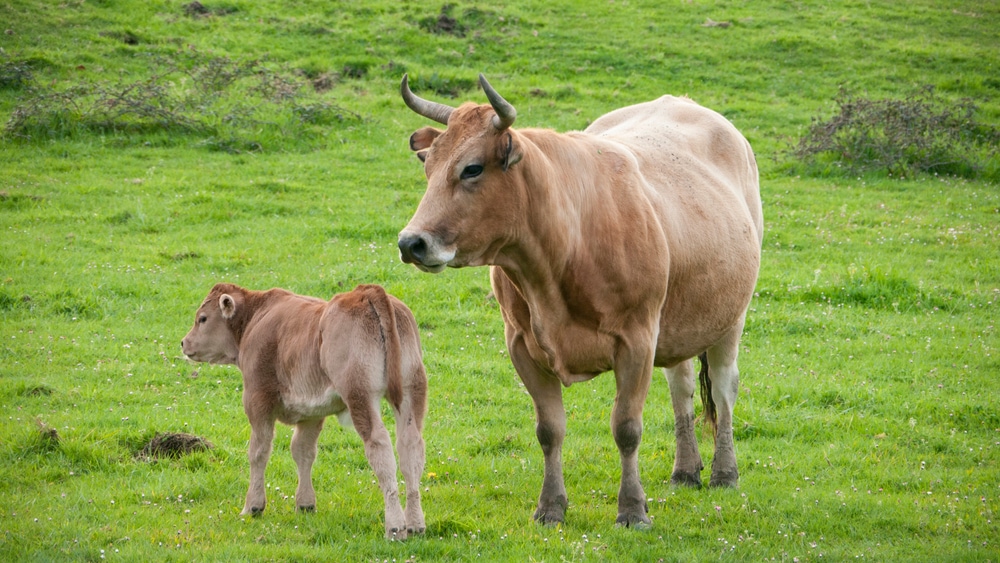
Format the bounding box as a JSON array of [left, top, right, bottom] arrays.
[[242, 416, 275, 516], [510, 335, 568, 525], [665, 359, 704, 487], [348, 393, 407, 540], [395, 372, 427, 535], [706, 321, 744, 488], [290, 418, 324, 512]]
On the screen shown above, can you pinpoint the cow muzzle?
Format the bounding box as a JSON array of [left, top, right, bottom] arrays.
[[398, 231, 454, 274]]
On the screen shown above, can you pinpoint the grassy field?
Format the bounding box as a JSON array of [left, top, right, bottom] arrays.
[[2, 0, 998, 560]]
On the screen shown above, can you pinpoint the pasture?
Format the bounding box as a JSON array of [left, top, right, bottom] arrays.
[[1, 1, 998, 560]]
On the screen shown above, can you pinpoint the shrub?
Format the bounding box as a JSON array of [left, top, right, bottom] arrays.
[[792, 86, 999, 180], [0, 56, 35, 90], [2, 51, 361, 151]]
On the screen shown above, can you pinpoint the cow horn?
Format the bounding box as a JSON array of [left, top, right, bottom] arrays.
[[400, 73, 454, 125], [479, 74, 516, 130]]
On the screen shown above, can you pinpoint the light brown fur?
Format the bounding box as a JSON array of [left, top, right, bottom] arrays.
[[181, 283, 428, 539], [399, 76, 762, 527]]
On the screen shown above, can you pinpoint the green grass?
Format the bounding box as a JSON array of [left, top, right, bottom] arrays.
[[2, 0, 999, 561]]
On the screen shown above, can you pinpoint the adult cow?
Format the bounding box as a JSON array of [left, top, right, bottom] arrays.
[[397, 74, 762, 528]]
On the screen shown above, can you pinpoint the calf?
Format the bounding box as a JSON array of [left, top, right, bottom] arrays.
[[181, 282, 427, 539]]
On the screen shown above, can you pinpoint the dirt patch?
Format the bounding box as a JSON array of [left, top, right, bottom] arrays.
[[98, 30, 141, 45], [23, 384, 53, 397], [431, 12, 461, 35], [138, 432, 213, 459], [184, 1, 209, 16], [419, 4, 467, 37], [311, 72, 336, 93], [36, 419, 59, 447], [0, 191, 43, 202], [701, 18, 732, 28], [165, 251, 201, 262], [183, 2, 237, 18], [341, 63, 368, 80]]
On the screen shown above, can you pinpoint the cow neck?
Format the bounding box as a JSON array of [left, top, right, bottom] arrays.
[[495, 130, 597, 322], [496, 128, 669, 336]]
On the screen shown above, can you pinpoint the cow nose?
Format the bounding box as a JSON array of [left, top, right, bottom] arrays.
[[398, 233, 428, 265]]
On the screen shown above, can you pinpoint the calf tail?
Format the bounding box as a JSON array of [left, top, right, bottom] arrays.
[[698, 352, 718, 439], [360, 284, 404, 411]]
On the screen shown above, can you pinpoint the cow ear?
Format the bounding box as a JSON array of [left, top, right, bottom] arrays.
[[410, 126, 442, 152], [501, 132, 523, 171], [219, 294, 237, 319], [415, 149, 429, 163]]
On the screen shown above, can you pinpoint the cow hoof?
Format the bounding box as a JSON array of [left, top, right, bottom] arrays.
[[407, 526, 426, 535], [709, 469, 739, 488], [533, 495, 568, 526], [615, 512, 652, 530], [296, 505, 315, 513], [533, 508, 565, 526], [670, 471, 703, 488], [246, 506, 265, 517]]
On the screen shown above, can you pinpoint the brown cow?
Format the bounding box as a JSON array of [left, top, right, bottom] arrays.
[[397, 74, 763, 528], [181, 283, 427, 539]]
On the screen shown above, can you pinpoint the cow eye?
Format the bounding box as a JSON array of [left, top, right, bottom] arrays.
[[198, 315, 207, 324], [460, 164, 484, 180]]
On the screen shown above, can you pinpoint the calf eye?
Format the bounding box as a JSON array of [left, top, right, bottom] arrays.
[[198, 316, 207, 324], [460, 164, 484, 180]]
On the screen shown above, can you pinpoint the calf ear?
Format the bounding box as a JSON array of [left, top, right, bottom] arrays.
[[219, 294, 237, 319], [415, 149, 429, 163], [409, 126, 442, 152]]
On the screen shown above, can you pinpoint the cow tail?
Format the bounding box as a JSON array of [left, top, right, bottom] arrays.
[[364, 285, 404, 411], [698, 352, 718, 439]]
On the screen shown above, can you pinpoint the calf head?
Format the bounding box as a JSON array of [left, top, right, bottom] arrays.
[[181, 283, 242, 365], [397, 74, 525, 273]]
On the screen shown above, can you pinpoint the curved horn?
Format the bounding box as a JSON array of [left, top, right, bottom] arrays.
[[400, 73, 454, 125], [479, 73, 517, 130]]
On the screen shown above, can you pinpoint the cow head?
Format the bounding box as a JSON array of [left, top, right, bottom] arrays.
[[181, 283, 242, 365], [398, 74, 524, 273]]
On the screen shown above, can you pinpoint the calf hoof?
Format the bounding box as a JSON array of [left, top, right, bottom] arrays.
[[670, 471, 703, 488], [615, 511, 652, 530], [241, 506, 265, 517], [386, 527, 408, 541], [296, 505, 315, 513], [407, 525, 426, 535]]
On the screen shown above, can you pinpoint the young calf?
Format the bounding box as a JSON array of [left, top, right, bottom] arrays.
[[181, 282, 427, 539]]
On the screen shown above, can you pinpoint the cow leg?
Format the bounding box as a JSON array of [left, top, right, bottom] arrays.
[[706, 321, 744, 488], [665, 359, 704, 487], [290, 418, 324, 512], [242, 416, 275, 516], [611, 345, 654, 528], [510, 336, 568, 525], [348, 393, 407, 540], [395, 370, 427, 535]]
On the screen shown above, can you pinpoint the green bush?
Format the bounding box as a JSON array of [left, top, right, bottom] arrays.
[[0, 57, 35, 91], [2, 51, 360, 151], [793, 86, 999, 180]]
